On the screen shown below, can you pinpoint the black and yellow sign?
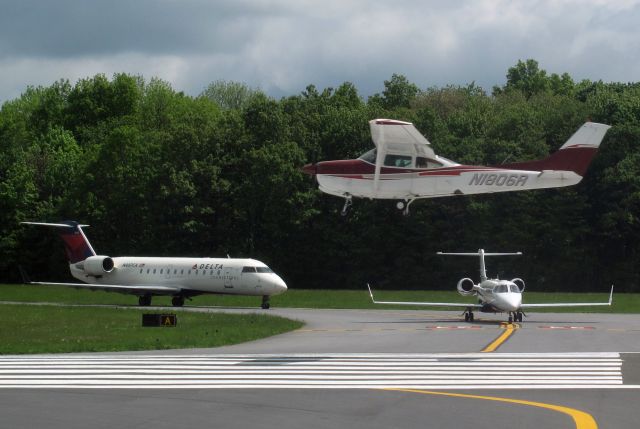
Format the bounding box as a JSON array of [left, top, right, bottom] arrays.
[[142, 313, 177, 327]]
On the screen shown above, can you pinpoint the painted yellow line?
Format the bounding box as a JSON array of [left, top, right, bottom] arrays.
[[386, 388, 597, 429], [481, 322, 519, 352]]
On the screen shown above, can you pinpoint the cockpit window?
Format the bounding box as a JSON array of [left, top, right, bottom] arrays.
[[358, 149, 377, 163], [242, 266, 257, 273], [256, 267, 274, 273], [495, 284, 508, 293], [416, 157, 443, 169], [509, 284, 519, 293], [384, 154, 412, 168]]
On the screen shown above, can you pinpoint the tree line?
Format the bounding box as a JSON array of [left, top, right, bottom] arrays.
[[1, 59, 639, 292]]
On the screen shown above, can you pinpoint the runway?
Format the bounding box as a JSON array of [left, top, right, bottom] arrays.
[[1, 305, 640, 428]]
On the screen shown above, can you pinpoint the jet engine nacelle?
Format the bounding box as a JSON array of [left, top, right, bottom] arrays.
[[511, 278, 525, 292], [457, 278, 477, 296], [81, 255, 115, 276]]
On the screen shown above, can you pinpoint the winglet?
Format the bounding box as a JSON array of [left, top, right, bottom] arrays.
[[18, 265, 32, 284], [366, 283, 376, 303], [609, 285, 614, 305]]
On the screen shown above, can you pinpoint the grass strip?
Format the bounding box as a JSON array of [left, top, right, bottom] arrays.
[[0, 304, 303, 354], [0, 284, 637, 313]]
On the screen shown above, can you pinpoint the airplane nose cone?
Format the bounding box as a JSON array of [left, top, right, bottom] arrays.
[[301, 163, 317, 176], [273, 276, 288, 295]]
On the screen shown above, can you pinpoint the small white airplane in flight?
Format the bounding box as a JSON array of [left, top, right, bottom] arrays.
[[21, 221, 288, 308], [367, 249, 613, 323], [302, 119, 611, 215]]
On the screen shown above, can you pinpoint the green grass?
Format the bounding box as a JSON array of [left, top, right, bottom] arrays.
[[0, 304, 303, 354], [1, 283, 637, 313]]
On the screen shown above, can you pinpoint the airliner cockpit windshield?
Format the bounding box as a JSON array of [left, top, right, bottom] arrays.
[[242, 266, 274, 274]]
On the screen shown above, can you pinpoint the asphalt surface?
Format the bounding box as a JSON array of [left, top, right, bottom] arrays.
[[1, 304, 639, 429]]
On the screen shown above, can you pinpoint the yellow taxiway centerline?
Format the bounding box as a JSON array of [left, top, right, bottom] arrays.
[[385, 388, 597, 429], [482, 322, 519, 352]]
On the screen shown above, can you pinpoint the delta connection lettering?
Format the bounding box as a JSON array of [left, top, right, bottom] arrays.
[[468, 173, 528, 187]]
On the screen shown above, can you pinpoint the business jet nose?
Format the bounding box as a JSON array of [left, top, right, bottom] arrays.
[[301, 163, 317, 176], [502, 294, 522, 312]]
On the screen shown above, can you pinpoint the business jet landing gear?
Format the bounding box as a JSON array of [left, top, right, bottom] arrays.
[[396, 199, 415, 216], [508, 312, 523, 323], [172, 296, 185, 307], [138, 294, 152, 306], [261, 295, 271, 309], [340, 195, 353, 217], [463, 308, 474, 322]]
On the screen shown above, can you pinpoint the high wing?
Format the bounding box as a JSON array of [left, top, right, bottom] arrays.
[[26, 281, 182, 295], [520, 286, 614, 308], [367, 284, 482, 308]]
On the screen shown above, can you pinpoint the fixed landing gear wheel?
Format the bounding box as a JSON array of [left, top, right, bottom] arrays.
[[172, 296, 184, 307], [340, 196, 353, 217], [396, 201, 405, 210], [138, 294, 152, 306]]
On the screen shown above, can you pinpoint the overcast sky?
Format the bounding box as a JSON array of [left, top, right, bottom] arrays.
[[1, 0, 639, 103]]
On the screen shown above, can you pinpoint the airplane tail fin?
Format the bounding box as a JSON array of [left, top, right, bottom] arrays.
[[502, 122, 611, 177], [21, 221, 96, 264]]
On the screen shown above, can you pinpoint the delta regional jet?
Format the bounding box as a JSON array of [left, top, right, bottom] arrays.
[[368, 249, 613, 323], [303, 119, 611, 215], [21, 221, 287, 308]]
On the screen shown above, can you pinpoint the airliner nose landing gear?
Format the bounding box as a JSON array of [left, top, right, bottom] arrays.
[[261, 295, 271, 309]]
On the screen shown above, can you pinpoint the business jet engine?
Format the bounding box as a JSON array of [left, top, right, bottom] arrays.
[[457, 278, 477, 296], [80, 255, 115, 276], [511, 278, 525, 292]]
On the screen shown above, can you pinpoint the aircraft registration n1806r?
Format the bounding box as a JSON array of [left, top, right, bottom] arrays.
[[302, 119, 611, 215], [367, 249, 613, 323], [20, 221, 287, 308]]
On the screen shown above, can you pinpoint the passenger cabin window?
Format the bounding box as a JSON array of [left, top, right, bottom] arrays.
[[242, 266, 257, 273], [384, 154, 412, 168], [416, 157, 443, 169], [256, 267, 274, 273]]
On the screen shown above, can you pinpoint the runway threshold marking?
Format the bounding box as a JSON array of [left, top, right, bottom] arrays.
[[386, 388, 597, 429], [481, 323, 519, 353]]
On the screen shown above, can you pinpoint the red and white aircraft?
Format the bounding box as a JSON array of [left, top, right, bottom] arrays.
[[367, 249, 613, 323], [302, 119, 611, 215], [21, 221, 287, 308]]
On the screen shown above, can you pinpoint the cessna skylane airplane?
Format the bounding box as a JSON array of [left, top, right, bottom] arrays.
[[302, 119, 611, 215], [367, 249, 613, 323], [21, 221, 287, 308]]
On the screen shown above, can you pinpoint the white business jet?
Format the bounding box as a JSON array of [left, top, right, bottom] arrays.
[[21, 221, 287, 308], [367, 249, 613, 323], [302, 119, 611, 215]]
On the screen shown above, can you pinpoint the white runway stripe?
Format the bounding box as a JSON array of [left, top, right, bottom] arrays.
[[0, 353, 625, 389]]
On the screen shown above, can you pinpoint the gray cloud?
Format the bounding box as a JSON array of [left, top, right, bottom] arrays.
[[1, 0, 639, 102]]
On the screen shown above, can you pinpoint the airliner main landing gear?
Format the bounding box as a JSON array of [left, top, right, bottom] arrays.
[[172, 296, 185, 307], [340, 195, 353, 217], [138, 294, 152, 306], [261, 295, 271, 309], [463, 308, 474, 322]]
